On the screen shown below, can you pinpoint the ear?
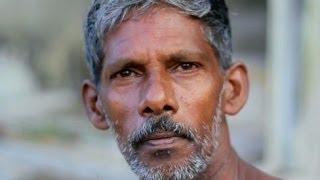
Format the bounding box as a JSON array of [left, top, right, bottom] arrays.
[[81, 79, 110, 130], [222, 62, 249, 116]]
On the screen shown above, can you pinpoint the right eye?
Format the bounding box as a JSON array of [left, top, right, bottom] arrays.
[[110, 69, 140, 79]]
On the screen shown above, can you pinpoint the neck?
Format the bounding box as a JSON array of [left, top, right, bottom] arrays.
[[195, 122, 278, 180]]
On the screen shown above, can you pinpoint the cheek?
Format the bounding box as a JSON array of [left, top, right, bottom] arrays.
[[175, 77, 221, 131], [104, 89, 141, 137]]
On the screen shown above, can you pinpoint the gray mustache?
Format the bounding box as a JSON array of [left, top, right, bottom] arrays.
[[128, 115, 195, 150]]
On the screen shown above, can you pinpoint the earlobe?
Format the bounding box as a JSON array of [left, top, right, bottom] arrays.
[[81, 79, 110, 130], [222, 62, 249, 116]]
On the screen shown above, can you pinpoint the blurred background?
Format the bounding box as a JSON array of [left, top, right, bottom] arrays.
[[0, 0, 319, 179]]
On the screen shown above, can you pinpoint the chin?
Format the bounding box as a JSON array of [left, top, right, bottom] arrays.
[[121, 138, 209, 180], [131, 154, 207, 180]]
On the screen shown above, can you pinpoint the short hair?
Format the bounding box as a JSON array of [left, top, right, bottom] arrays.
[[84, 0, 232, 84]]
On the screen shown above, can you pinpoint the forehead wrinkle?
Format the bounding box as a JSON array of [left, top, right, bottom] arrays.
[[106, 30, 210, 60], [106, 24, 189, 51], [104, 6, 205, 47]]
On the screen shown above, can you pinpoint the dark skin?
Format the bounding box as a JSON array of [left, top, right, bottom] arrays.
[[82, 7, 278, 180]]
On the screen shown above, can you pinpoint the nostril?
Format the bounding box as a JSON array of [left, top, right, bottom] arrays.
[[142, 105, 174, 115], [163, 105, 173, 112], [143, 107, 153, 114]]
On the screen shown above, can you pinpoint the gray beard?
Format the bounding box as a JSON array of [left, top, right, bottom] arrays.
[[106, 90, 224, 180]]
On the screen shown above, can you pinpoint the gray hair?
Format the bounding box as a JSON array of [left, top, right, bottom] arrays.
[[84, 0, 232, 84]]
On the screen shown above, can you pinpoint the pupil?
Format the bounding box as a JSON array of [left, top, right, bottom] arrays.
[[121, 70, 130, 76], [182, 63, 191, 69]]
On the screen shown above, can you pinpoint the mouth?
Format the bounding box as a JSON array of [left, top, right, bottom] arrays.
[[135, 132, 190, 150], [134, 132, 194, 162], [143, 132, 182, 146]]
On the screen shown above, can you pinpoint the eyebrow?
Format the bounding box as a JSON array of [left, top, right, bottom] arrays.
[[105, 58, 146, 73], [104, 49, 211, 73], [167, 50, 210, 63]]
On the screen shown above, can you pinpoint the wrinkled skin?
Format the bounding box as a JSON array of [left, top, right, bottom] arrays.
[[82, 7, 278, 180]]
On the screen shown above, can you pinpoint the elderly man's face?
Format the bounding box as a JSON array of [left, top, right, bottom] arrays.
[[82, 7, 251, 179], [98, 8, 225, 178]]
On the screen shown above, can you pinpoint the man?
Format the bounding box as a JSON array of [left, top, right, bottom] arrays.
[[81, 0, 278, 179]]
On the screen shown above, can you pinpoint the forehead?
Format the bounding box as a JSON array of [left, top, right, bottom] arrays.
[[103, 7, 214, 63]]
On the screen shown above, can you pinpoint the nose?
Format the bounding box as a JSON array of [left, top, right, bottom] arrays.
[[138, 74, 178, 117]]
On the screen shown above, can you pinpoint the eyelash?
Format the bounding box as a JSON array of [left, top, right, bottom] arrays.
[[110, 69, 140, 79]]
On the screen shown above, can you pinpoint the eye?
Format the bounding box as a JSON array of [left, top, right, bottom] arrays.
[[110, 69, 140, 79], [175, 62, 199, 71]]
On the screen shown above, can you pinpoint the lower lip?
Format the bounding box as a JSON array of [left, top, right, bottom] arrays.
[[144, 137, 180, 147]]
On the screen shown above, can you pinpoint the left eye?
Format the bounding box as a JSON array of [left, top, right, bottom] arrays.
[[176, 62, 198, 71]]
